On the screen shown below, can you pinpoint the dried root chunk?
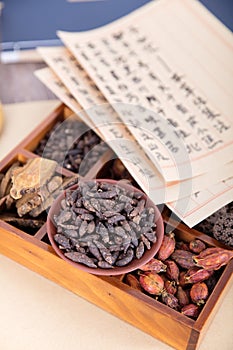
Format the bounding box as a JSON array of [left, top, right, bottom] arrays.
[[10, 158, 57, 199], [0, 162, 20, 198]]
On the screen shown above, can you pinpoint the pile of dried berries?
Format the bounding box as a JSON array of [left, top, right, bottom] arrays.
[[194, 202, 233, 247], [124, 231, 233, 319], [53, 180, 158, 269], [34, 118, 109, 176], [0, 158, 78, 232]]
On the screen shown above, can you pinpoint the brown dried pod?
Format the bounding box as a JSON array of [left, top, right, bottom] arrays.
[[157, 231, 175, 261], [181, 304, 200, 318], [190, 282, 209, 305], [164, 280, 177, 295], [189, 239, 206, 253], [125, 274, 142, 291], [176, 241, 190, 251], [184, 266, 213, 284], [161, 291, 179, 309], [171, 250, 196, 269], [139, 272, 164, 295], [178, 271, 187, 288], [177, 286, 190, 307], [140, 258, 167, 273], [193, 247, 233, 271], [165, 260, 179, 282]]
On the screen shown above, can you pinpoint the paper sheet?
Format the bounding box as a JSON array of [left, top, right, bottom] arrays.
[[37, 46, 233, 188], [35, 66, 233, 226], [167, 175, 233, 227], [58, 0, 233, 183]]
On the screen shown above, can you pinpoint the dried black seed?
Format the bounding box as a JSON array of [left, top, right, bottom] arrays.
[[65, 252, 97, 268], [141, 234, 151, 250], [116, 248, 134, 266], [136, 241, 145, 259], [108, 214, 126, 224], [54, 234, 71, 250]]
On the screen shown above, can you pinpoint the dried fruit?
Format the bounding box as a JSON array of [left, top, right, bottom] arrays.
[[189, 239, 206, 253], [164, 280, 177, 295], [157, 231, 175, 261], [177, 286, 190, 307], [193, 247, 233, 271], [161, 291, 179, 309], [181, 304, 200, 318], [139, 272, 164, 295], [176, 241, 190, 251], [184, 266, 213, 284], [165, 260, 179, 282], [125, 274, 142, 291], [178, 271, 187, 287], [171, 249, 196, 269], [140, 258, 167, 273], [190, 282, 209, 305]]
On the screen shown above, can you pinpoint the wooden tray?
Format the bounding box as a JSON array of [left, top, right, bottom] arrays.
[[0, 104, 232, 350]]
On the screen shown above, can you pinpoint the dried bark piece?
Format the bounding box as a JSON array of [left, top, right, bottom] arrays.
[[17, 193, 42, 217], [0, 162, 20, 198], [47, 176, 63, 194], [10, 158, 57, 199]]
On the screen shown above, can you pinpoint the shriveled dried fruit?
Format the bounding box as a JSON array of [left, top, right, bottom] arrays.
[[184, 266, 213, 284], [176, 241, 190, 251], [157, 231, 175, 261], [125, 274, 142, 291], [165, 260, 179, 282], [171, 249, 196, 269], [139, 272, 164, 295], [190, 282, 208, 305], [161, 291, 179, 309], [177, 286, 190, 307], [193, 247, 233, 271], [189, 239, 206, 253], [140, 258, 167, 273], [164, 280, 177, 295], [181, 304, 200, 318], [178, 271, 187, 287]]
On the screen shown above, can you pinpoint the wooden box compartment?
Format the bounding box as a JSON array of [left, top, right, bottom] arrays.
[[0, 104, 232, 350]]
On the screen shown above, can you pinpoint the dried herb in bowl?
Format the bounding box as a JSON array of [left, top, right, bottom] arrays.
[[47, 179, 164, 275]]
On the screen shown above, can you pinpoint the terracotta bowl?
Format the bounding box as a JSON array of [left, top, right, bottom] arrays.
[[47, 179, 164, 276]]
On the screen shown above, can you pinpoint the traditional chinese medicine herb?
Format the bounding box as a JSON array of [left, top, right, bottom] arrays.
[[123, 231, 233, 319], [53, 180, 158, 268], [34, 118, 109, 176]]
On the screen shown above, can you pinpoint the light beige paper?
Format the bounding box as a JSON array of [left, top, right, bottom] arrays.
[[35, 67, 171, 203], [0, 100, 60, 160], [35, 66, 233, 224], [58, 0, 233, 183], [167, 175, 233, 227], [37, 46, 233, 191]]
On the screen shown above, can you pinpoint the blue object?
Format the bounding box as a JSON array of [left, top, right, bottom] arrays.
[[1, 0, 232, 51]]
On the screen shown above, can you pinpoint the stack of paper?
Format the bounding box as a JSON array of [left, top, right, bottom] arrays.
[[35, 0, 233, 227]]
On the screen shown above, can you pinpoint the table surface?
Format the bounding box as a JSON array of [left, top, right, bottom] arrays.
[[0, 62, 56, 103], [0, 62, 233, 350]]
